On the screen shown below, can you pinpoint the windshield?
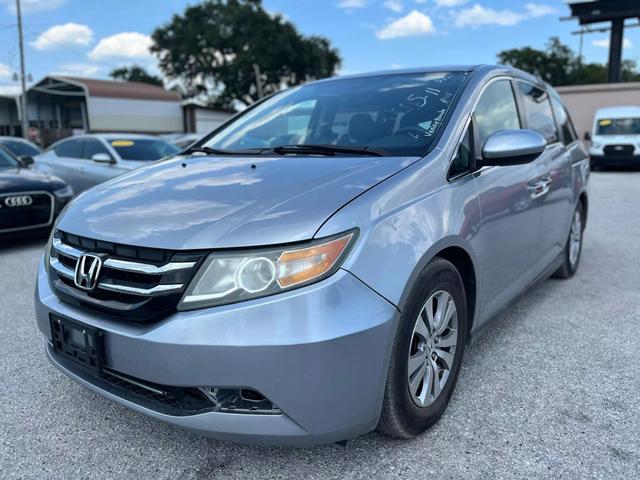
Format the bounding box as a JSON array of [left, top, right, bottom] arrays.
[[596, 117, 640, 136], [203, 72, 467, 157], [0, 147, 19, 168], [110, 139, 180, 161]]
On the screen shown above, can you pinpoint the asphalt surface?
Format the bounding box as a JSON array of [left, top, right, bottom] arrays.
[[1, 171, 639, 479]]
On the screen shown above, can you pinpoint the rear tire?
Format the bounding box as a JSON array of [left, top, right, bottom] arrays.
[[378, 258, 467, 438], [553, 202, 585, 279]]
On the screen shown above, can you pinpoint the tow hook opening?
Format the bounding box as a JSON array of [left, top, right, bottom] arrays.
[[198, 387, 281, 415]]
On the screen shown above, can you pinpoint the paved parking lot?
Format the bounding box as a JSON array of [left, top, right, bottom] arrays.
[[1, 172, 639, 479]]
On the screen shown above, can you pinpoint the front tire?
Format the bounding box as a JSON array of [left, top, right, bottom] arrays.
[[553, 202, 585, 279], [378, 258, 467, 438]]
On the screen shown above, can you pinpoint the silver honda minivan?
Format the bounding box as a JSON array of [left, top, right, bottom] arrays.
[[35, 65, 589, 446]]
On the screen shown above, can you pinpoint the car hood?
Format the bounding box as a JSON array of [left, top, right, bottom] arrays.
[[57, 154, 417, 250], [0, 167, 65, 193]]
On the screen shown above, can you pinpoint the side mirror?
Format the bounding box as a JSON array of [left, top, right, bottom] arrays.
[[481, 129, 546, 167], [91, 153, 115, 164], [19, 155, 34, 167], [583, 131, 591, 142]]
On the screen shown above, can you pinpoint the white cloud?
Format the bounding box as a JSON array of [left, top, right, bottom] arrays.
[[593, 37, 633, 49], [525, 3, 558, 17], [0, 63, 12, 78], [0, 85, 21, 96], [454, 4, 522, 27], [31, 23, 93, 51], [384, 0, 403, 13], [52, 63, 101, 78], [89, 32, 153, 61], [435, 0, 467, 6], [338, 0, 366, 9], [2, 0, 66, 14], [377, 10, 434, 39], [454, 3, 556, 28]]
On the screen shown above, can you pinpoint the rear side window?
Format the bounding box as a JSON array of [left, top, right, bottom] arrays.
[[53, 139, 84, 158], [474, 80, 521, 146], [518, 83, 558, 144], [551, 97, 577, 145]]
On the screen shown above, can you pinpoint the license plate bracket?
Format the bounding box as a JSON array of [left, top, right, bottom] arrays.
[[50, 315, 103, 373]]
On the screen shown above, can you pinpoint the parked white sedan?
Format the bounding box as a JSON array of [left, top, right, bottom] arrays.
[[35, 134, 180, 193]]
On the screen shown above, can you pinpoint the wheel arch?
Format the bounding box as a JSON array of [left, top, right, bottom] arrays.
[[436, 246, 477, 343], [396, 239, 479, 344], [579, 191, 589, 228]]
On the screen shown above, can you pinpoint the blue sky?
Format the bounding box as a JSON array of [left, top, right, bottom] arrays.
[[0, 0, 638, 95]]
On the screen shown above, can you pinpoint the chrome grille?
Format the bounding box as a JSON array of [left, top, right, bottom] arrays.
[[0, 191, 54, 233], [48, 231, 205, 322]]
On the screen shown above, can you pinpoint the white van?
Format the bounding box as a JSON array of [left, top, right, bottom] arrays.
[[589, 106, 640, 169]]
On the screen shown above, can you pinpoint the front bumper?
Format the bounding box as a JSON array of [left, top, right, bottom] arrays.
[[35, 256, 398, 445], [590, 154, 640, 167]]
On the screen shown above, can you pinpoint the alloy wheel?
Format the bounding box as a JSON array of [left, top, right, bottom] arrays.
[[407, 290, 458, 407], [569, 210, 582, 267]]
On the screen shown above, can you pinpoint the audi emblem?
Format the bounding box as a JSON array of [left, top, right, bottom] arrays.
[[4, 195, 33, 207]]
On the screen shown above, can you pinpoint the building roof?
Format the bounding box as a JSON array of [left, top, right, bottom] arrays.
[[56, 77, 180, 102]]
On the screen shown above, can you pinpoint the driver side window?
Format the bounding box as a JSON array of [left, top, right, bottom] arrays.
[[83, 139, 113, 161], [474, 80, 521, 146], [53, 139, 83, 159]]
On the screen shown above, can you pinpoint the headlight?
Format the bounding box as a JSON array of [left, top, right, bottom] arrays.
[[592, 142, 602, 149], [178, 230, 358, 310], [53, 185, 74, 198]]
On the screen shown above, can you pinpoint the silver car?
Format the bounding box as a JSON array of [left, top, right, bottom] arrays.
[[35, 134, 179, 193], [35, 65, 589, 446]]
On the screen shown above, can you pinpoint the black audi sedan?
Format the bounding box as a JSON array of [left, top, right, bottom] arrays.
[[0, 145, 72, 236]]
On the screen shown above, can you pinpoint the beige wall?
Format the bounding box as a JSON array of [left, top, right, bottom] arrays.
[[87, 97, 183, 133], [556, 82, 640, 139]]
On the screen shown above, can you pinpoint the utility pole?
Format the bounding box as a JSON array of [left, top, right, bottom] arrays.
[[15, 0, 29, 139]]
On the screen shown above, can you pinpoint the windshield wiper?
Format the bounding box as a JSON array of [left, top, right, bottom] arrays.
[[262, 144, 385, 157], [181, 145, 249, 156]]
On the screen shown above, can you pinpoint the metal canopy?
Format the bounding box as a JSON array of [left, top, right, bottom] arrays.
[[567, 0, 640, 83]]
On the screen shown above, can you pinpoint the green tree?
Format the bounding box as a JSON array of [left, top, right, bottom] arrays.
[[109, 65, 163, 86], [150, 0, 341, 109], [497, 36, 640, 86]]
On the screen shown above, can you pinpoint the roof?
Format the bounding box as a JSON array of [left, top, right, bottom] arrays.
[[321, 65, 480, 83], [594, 106, 640, 118], [54, 76, 180, 102], [315, 65, 543, 87]]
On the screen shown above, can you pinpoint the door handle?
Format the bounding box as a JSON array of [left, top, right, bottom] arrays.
[[527, 175, 552, 199]]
